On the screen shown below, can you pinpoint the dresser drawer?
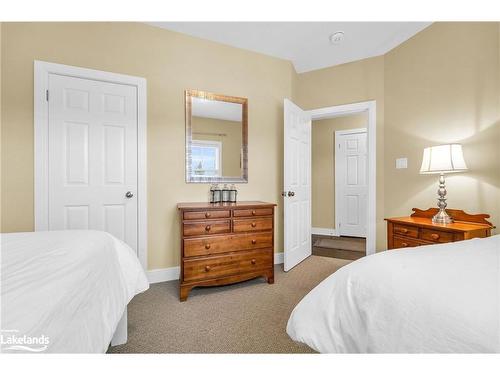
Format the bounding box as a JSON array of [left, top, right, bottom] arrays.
[[183, 220, 231, 237], [233, 218, 273, 233], [393, 236, 422, 249], [393, 224, 418, 238], [184, 232, 273, 257], [233, 208, 274, 217], [420, 228, 454, 243], [183, 248, 273, 282], [183, 210, 230, 220]]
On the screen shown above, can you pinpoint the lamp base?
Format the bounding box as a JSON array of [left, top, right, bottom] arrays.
[[432, 173, 454, 224], [432, 208, 454, 224]]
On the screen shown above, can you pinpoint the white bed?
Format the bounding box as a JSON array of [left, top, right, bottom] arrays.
[[287, 235, 500, 353], [1, 230, 149, 353]]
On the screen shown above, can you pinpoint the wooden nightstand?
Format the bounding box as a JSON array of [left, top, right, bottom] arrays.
[[385, 208, 494, 250]]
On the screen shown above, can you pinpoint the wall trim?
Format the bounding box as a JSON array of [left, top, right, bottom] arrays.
[[33, 60, 148, 270], [148, 252, 285, 284], [147, 266, 181, 284], [311, 227, 337, 236]]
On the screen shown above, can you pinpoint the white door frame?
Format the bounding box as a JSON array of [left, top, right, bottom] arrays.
[[33, 60, 148, 269], [334, 127, 367, 239], [308, 101, 376, 255]]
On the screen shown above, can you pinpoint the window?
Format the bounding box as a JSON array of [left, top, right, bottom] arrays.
[[191, 140, 222, 177]]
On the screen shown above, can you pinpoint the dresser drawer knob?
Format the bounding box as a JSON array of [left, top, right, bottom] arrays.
[[252, 210, 256, 215], [401, 242, 409, 247], [399, 228, 408, 234], [205, 225, 211, 232], [251, 222, 257, 228], [251, 259, 256, 265], [251, 239, 257, 245], [205, 243, 211, 250], [204, 265, 211, 272], [431, 233, 440, 240], [205, 212, 211, 218]]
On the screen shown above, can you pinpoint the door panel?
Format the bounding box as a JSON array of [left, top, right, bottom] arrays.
[[48, 74, 138, 251], [64, 121, 89, 185], [336, 130, 367, 237], [65, 205, 89, 230], [284, 99, 311, 272]]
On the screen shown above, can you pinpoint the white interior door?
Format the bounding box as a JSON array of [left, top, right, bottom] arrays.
[[284, 99, 311, 272], [47, 73, 138, 251], [335, 129, 367, 238]]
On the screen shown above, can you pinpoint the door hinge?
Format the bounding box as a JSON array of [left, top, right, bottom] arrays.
[[46, 90, 49, 101]]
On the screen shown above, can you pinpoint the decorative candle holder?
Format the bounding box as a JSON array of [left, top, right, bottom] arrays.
[[229, 184, 237, 203]]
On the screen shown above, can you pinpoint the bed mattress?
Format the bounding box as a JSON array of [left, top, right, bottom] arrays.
[[1, 230, 149, 353]]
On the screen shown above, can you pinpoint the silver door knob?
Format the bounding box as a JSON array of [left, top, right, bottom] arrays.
[[288, 191, 295, 197], [125, 191, 134, 198]]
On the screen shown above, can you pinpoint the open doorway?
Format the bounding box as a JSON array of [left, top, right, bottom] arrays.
[[283, 99, 376, 272], [311, 112, 368, 261]]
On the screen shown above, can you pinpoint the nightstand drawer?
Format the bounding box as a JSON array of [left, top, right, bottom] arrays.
[[393, 236, 422, 249], [393, 224, 418, 238], [420, 229, 454, 243]]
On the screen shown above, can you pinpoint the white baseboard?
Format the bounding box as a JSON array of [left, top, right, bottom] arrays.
[[312, 227, 337, 236], [274, 252, 284, 265], [147, 252, 285, 284], [147, 266, 180, 284]]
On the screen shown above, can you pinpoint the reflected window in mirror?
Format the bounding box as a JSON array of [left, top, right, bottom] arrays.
[[191, 140, 222, 177], [185, 90, 248, 183]]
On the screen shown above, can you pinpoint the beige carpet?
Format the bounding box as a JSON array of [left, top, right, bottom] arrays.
[[108, 255, 350, 353]]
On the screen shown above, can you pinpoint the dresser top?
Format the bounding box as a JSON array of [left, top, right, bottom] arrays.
[[385, 207, 494, 233], [177, 201, 277, 210], [385, 216, 493, 232]]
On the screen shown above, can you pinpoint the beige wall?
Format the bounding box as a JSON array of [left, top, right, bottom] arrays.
[[191, 116, 242, 177], [384, 22, 500, 232], [312, 113, 367, 229], [1, 22, 499, 269], [0, 22, 294, 269], [296, 56, 387, 249]]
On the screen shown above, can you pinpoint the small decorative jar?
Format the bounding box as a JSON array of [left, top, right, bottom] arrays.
[[213, 184, 221, 203], [221, 184, 230, 203], [229, 184, 237, 203], [209, 184, 216, 203]]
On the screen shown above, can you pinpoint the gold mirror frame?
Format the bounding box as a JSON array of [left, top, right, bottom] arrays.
[[185, 89, 248, 183]]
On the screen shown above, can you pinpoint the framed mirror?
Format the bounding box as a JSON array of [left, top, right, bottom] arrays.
[[185, 89, 248, 183]]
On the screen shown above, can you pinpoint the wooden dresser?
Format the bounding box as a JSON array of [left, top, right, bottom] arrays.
[[385, 208, 494, 250], [177, 201, 276, 301]]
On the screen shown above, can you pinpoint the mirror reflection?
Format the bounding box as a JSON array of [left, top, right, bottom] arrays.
[[186, 90, 248, 183]]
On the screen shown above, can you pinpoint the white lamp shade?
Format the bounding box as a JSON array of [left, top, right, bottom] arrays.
[[420, 144, 468, 174]]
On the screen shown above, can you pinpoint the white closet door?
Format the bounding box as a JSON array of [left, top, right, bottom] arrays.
[[336, 130, 367, 238], [48, 73, 138, 251], [283, 99, 312, 272]]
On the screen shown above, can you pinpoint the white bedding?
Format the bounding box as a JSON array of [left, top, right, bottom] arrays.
[[287, 235, 500, 353], [1, 230, 149, 353]]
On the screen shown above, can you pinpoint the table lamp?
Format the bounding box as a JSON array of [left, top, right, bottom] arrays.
[[419, 144, 468, 224]]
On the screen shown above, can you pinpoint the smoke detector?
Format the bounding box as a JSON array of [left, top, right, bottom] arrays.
[[329, 31, 345, 45]]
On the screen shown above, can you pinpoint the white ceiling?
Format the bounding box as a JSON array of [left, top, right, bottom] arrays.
[[148, 22, 431, 73], [192, 97, 242, 121]]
